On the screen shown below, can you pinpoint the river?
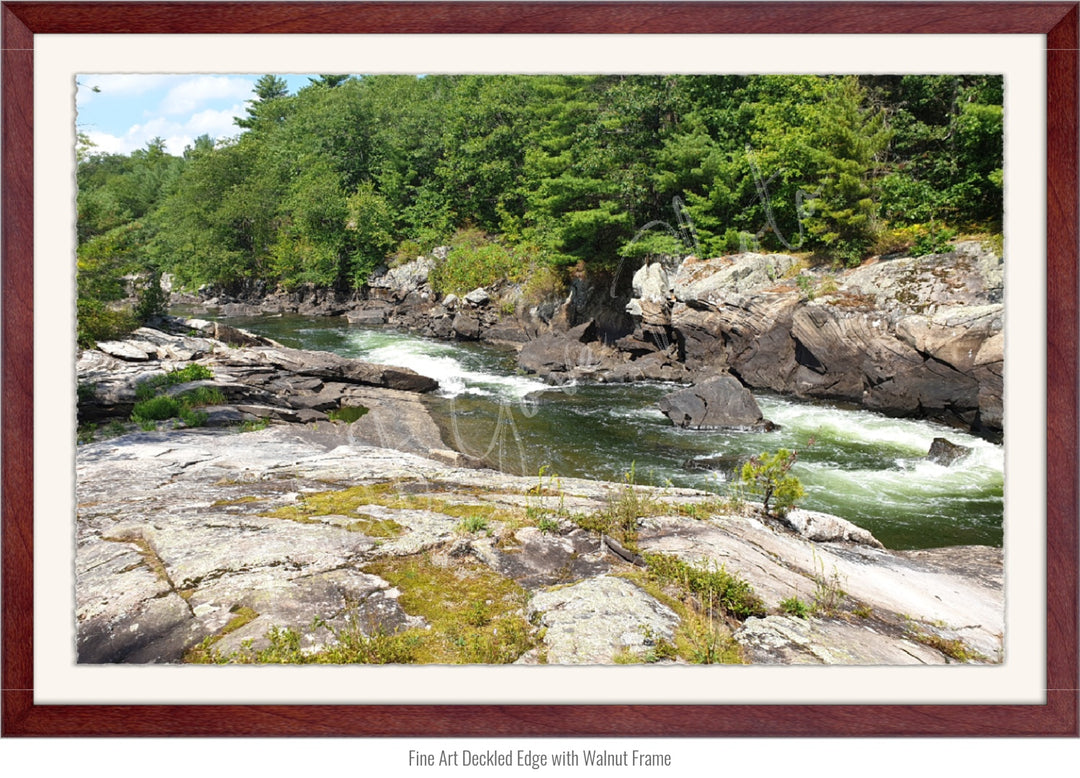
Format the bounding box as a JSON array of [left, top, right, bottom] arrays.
[[223, 314, 1004, 550]]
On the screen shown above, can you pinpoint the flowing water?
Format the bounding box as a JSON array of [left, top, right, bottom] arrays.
[[223, 314, 1004, 550]]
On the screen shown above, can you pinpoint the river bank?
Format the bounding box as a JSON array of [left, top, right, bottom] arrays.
[[76, 323, 1003, 666], [171, 241, 1003, 440]]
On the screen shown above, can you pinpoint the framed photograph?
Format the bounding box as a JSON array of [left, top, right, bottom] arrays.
[[3, 1, 1077, 737]]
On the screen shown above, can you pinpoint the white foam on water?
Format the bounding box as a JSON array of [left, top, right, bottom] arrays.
[[348, 330, 549, 400]]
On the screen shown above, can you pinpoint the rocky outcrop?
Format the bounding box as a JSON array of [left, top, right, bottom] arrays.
[[78, 320, 456, 464], [76, 425, 1004, 666], [624, 242, 1004, 436], [174, 240, 1004, 437]]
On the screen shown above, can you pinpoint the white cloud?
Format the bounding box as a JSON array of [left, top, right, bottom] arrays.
[[83, 130, 128, 156], [187, 104, 247, 138], [86, 103, 246, 156], [160, 76, 255, 115]]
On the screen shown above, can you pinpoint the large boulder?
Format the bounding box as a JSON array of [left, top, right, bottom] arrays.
[[518, 320, 600, 379], [657, 373, 771, 430]]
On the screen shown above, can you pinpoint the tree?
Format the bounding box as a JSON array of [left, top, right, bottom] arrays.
[[748, 76, 890, 264], [235, 75, 291, 129], [867, 75, 1003, 228], [309, 74, 349, 88], [740, 449, 805, 518]]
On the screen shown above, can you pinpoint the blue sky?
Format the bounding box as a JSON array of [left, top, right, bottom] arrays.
[[76, 74, 314, 156]]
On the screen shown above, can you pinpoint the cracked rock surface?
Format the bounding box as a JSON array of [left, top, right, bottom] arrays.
[[77, 423, 1003, 666]]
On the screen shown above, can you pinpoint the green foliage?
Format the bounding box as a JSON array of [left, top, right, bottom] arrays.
[[537, 516, 561, 534], [345, 182, 396, 286], [77, 73, 1002, 311], [131, 395, 182, 423], [572, 463, 663, 552], [644, 553, 766, 621], [780, 596, 811, 618], [740, 448, 805, 518], [134, 364, 214, 399], [429, 228, 528, 296], [457, 515, 490, 534], [905, 624, 985, 663], [811, 561, 847, 616], [911, 221, 958, 256], [238, 419, 270, 433], [130, 373, 223, 428]]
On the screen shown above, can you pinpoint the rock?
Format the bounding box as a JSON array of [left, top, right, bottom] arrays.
[[626, 263, 673, 327], [657, 374, 770, 430], [366, 257, 436, 301], [517, 320, 602, 379], [470, 527, 609, 589], [451, 311, 482, 340], [442, 294, 458, 309], [211, 322, 275, 348], [734, 615, 947, 665], [252, 346, 439, 393], [527, 576, 679, 664], [673, 253, 801, 304], [464, 287, 491, 307], [76, 426, 1003, 666], [783, 508, 883, 548], [346, 307, 388, 326], [926, 437, 972, 466], [683, 453, 742, 475], [631, 262, 673, 302], [96, 339, 154, 361]]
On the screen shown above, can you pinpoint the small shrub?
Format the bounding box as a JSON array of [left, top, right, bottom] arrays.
[[537, 516, 560, 534], [811, 562, 846, 616], [677, 609, 744, 664], [178, 407, 209, 428], [135, 364, 215, 400], [429, 227, 527, 296], [458, 515, 490, 534], [390, 238, 425, 267], [873, 222, 957, 257], [77, 382, 97, 403], [905, 624, 986, 663], [131, 395, 182, 423], [521, 263, 568, 307], [644, 553, 765, 621], [740, 449, 805, 518], [911, 221, 957, 256], [178, 386, 225, 407], [851, 603, 874, 619], [780, 596, 811, 618]]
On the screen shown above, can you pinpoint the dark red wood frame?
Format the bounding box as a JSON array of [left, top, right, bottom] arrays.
[[2, 1, 1076, 737]]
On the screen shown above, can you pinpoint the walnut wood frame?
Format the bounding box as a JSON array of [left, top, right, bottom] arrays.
[[2, 1, 1077, 737]]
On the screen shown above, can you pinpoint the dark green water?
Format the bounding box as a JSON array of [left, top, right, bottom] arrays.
[[223, 314, 1005, 550]]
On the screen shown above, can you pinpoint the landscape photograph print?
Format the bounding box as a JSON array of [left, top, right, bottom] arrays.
[[74, 72, 1006, 668]]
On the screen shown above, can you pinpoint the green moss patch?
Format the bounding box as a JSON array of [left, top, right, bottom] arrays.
[[364, 553, 535, 664]]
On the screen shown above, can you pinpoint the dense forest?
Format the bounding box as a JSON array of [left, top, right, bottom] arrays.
[[76, 73, 1003, 347]]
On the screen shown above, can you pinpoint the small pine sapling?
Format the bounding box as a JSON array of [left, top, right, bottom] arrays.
[[740, 448, 805, 518]]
